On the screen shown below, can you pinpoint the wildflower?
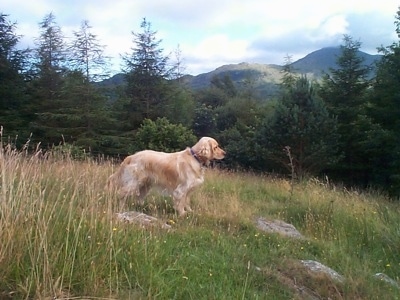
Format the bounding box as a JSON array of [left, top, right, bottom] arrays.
[[386, 263, 391, 267], [113, 227, 117, 231]]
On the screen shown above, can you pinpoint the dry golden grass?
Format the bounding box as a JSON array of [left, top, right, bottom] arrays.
[[0, 141, 399, 299]]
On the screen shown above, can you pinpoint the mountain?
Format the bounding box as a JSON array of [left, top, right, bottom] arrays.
[[290, 47, 381, 77], [180, 62, 283, 98], [99, 47, 382, 99], [181, 47, 381, 98]]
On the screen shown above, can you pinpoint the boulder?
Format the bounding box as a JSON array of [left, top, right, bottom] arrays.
[[116, 211, 172, 229], [256, 217, 304, 239], [300, 260, 345, 283]]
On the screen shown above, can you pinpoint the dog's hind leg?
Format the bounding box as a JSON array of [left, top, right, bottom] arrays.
[[136, 182, 151, 205]]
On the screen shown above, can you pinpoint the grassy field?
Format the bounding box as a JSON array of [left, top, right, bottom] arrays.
[[0, 144, 399, 299]]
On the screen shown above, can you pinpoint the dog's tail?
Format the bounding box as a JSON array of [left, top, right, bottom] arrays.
[[106, 155, 136, 193]]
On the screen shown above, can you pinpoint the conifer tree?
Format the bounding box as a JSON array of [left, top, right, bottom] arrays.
[[258, 76, 339, 178], [367, 7, 400, 197], [122, 18, 171, 128], [0, 13, 30, 139], [29, 13, 67, 145], [318, 35, 372, 184], [64, 20, 110, 150]]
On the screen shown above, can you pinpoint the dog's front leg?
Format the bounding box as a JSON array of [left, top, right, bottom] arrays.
[[172, 187, 187, 216]]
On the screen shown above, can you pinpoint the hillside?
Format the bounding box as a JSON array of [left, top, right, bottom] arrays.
[[291, 46, 381, 77], [1, 148, 399, 299], [98, 47, 382, 99], [180, 62, 283, 98], [181, 47, 381, 98]]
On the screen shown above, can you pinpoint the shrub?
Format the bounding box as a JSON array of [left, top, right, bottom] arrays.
[[133, 117, 197, 152]]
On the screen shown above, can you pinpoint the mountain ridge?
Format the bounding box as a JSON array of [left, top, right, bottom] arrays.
[[99, 47, 382, 98]]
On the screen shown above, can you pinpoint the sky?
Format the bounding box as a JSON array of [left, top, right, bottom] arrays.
[[2, 0, 399, 76]]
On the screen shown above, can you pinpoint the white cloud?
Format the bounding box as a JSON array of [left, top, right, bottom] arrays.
[[2, 0, 400, 75]]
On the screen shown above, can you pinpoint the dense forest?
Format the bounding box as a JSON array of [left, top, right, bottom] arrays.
[[0, 11, 399, 198]]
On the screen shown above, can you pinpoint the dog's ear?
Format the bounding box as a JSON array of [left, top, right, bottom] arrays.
[[197, 138, 212, 159]]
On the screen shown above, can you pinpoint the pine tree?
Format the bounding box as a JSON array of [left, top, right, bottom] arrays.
[[29, 13, 67, 145], [64, 20, 111, 151], [367, 7, 400, 197], [318, 35, 372, 185], [122, 18, 171, 128], [69, 20, 109, 82], [0, 13, 30, 139], [258, 76, 339, 178]]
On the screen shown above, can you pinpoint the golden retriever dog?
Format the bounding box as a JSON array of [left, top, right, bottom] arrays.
[[107, 137, 225, 216]]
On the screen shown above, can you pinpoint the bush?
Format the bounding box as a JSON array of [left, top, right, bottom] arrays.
[[133, 117, 197, 152]]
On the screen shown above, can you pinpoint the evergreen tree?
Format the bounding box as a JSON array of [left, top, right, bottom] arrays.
[[68, 20, 109, 82], [318, 35, 372, 184], [29, 13, 67, 145], [280, 54, 298, 89], [0, 13, 30, 139], [65, 20, 111, 151], [122, 18, 171, 128], [367, 7, 400, 197], [258, 76, 339, 178]]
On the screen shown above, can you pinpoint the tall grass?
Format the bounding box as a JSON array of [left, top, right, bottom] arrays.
[[0, 139, 399, 299]]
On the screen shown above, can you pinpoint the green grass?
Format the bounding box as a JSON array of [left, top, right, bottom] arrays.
[[0, 145, 399, 299]]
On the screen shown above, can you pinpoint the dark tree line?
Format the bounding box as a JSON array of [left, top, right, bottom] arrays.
[[1, 11, 399, 198]]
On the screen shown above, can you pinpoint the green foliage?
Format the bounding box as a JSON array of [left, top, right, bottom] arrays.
[[366, 9, 400, 197], [133, 117, 197, 153], [216, 97, 266, 170], [210, 74, 237, 97], [318, 35, 376, 186], [122, 18, 172, 127], [162, 83, 195, 127], [0, 13, 31, 140], [192, 103, 217, 137], [29, 13, 67, 145], [218, 123, 261, 170], [258, 76, 339, 178], [68, 20, 109, 82]]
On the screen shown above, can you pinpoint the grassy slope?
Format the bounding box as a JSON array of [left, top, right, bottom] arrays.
[[0, 148, 399, 299]]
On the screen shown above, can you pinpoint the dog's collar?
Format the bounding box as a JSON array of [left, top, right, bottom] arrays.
[[190, 148, 202, 164]]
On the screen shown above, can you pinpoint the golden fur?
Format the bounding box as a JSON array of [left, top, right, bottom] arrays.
[[107, 137, 225, 216]]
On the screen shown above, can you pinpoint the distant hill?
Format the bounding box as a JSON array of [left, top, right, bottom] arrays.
[[181, 47, 381, 98], [180, 62, 283, 98], [290, 47, 381, 77], [98, 47, 382, 99]]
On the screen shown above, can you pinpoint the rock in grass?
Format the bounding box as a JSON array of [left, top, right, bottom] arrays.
[[373, 273, 400, 289], [301, 260, 345, 283], [116, 211, 172, 229], [256, 217, 304, 239]]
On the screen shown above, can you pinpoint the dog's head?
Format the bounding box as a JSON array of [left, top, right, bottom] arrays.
[[192, 137, 225, 163]]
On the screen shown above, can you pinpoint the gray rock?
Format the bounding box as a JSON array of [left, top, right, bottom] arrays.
[[300, 260, 345, 283], [116, 211, 172, 229], [256, 217, 304, 239], [374, 273, 400, 289]]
